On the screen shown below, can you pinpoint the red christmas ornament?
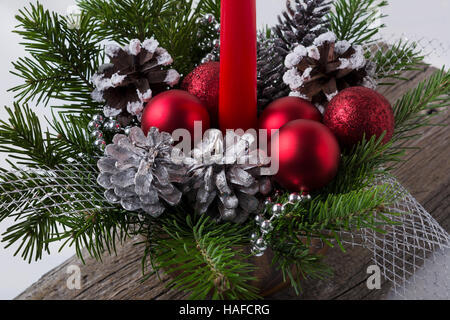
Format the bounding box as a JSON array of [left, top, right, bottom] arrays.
[[272, 119, 340, 192], [181, 62, 220, 127], [323, 87, 395, 147], [141, 90, 210, 138], [258, 97, 322, 140]]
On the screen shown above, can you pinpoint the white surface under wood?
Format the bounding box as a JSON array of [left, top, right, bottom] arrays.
[[387, 249, 450, 300]]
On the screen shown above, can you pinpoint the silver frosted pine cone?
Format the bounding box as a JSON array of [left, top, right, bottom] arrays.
[[96, 126, 187, 217], [183, 129, 272, 224]]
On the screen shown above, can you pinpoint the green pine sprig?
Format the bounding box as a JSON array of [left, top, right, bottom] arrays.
[[270, 238, 332, 296], [0, 166, 133, 262], [77, 0, 220, 76], [0, 103, 61, 168], [329, 0, 388, 44], [0, 103, 99, 169], [198, 0, 221, 21], [393, 68, 450, 133], [141, 213, 260, 300], [10, 2, 103, 113], [371, 39, 425, 85], [267, 182, 400, 294]]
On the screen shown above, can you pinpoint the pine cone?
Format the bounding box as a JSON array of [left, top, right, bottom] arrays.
[[257, 0, 331, 111], [283, 32, 377, 108], [183, 130, 272, 224], [97, 127, 186, 217], [257, 34, 289, 109], [91, 38, 180, 126]]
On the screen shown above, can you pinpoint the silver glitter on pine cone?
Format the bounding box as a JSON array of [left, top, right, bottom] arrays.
[[183, 130, 272, 224], [97, 127, 186, 217]]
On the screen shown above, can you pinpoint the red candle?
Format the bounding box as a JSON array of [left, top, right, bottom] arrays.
[[219, 0, 257, 132]]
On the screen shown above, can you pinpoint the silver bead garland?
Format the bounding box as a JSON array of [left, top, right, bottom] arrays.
[[87, 114, 131, 152], [251, 192, 312, 257], [196, 13, 220, 64]]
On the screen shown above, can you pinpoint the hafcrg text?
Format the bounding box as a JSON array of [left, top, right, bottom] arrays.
[[223, 304, 270, 315]]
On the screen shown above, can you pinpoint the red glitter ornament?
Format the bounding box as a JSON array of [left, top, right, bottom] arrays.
[[141, 90, 210, 138], [272, 119, 340, 192], [181, 62, 220, 127], [258, 97, 322, 140], [323, 87, 395, 147]]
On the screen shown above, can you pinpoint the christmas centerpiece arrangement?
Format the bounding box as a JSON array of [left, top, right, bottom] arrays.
[[0, 0, 449, 299]]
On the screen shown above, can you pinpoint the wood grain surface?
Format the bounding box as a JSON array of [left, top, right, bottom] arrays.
[[15, 65, 449, 300]]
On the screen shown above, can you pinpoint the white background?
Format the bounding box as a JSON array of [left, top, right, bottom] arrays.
[[0, 0, 449, 300]]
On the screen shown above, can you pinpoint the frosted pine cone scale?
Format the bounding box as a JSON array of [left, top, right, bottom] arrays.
[[97, 127, 185, 217]]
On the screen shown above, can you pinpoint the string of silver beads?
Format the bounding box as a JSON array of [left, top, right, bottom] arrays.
[[196, 13, 220, 64], [251, 193, 312, 257], [87, 114, 132, 152]]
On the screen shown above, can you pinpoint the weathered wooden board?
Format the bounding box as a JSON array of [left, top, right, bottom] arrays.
[[15, 65, 449, 300]]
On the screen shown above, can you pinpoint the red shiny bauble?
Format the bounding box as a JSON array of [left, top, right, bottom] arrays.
[[141, 90, 210, 137], [323, 87, 395, 147], [258, 97, 322, 140], [181, 62, 220, 127], [272, 119, 340, 192]]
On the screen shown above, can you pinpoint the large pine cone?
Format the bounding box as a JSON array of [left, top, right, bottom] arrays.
[[257, 0, 331, 111], [91, 38, 180, 126], [283, 31, 376, 109], [183, 130, 272, 224], [97, 127, 186, 217]]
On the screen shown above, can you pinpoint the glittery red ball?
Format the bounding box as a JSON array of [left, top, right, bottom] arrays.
[[272, 119, 340, 192], [181, 62, 220, 127], [323, 87, 395, 147], [258, 97, 322, 140], [141, 90, 210, 138]]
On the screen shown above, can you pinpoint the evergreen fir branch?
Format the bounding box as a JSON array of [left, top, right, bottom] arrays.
[[154, 0, 214, 75], [10, 57, 72, 107], [0, 165, 132, 262], [267, 184, 399, 295], [278, 184, 399, 238], [393, 68, 450, 134], [10, 2, 103, 112], [270, 238, 332, 295], [0, 103, 98, 168], [78, 0, 217, 75], [198, 0, 221, 21], [385, 68, 450, 165], [1, 206, 60, 263], [371, 39, 425, 85], [143, 213, 260, 300], [329, 0, 388, 44], [77, 0, 168, 44], [306, 184, 398, 231], [322, 134, 398, 194], [57, 207, 135, 262], [0, 103, 61, 168], [48, 112, 99, 163]]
